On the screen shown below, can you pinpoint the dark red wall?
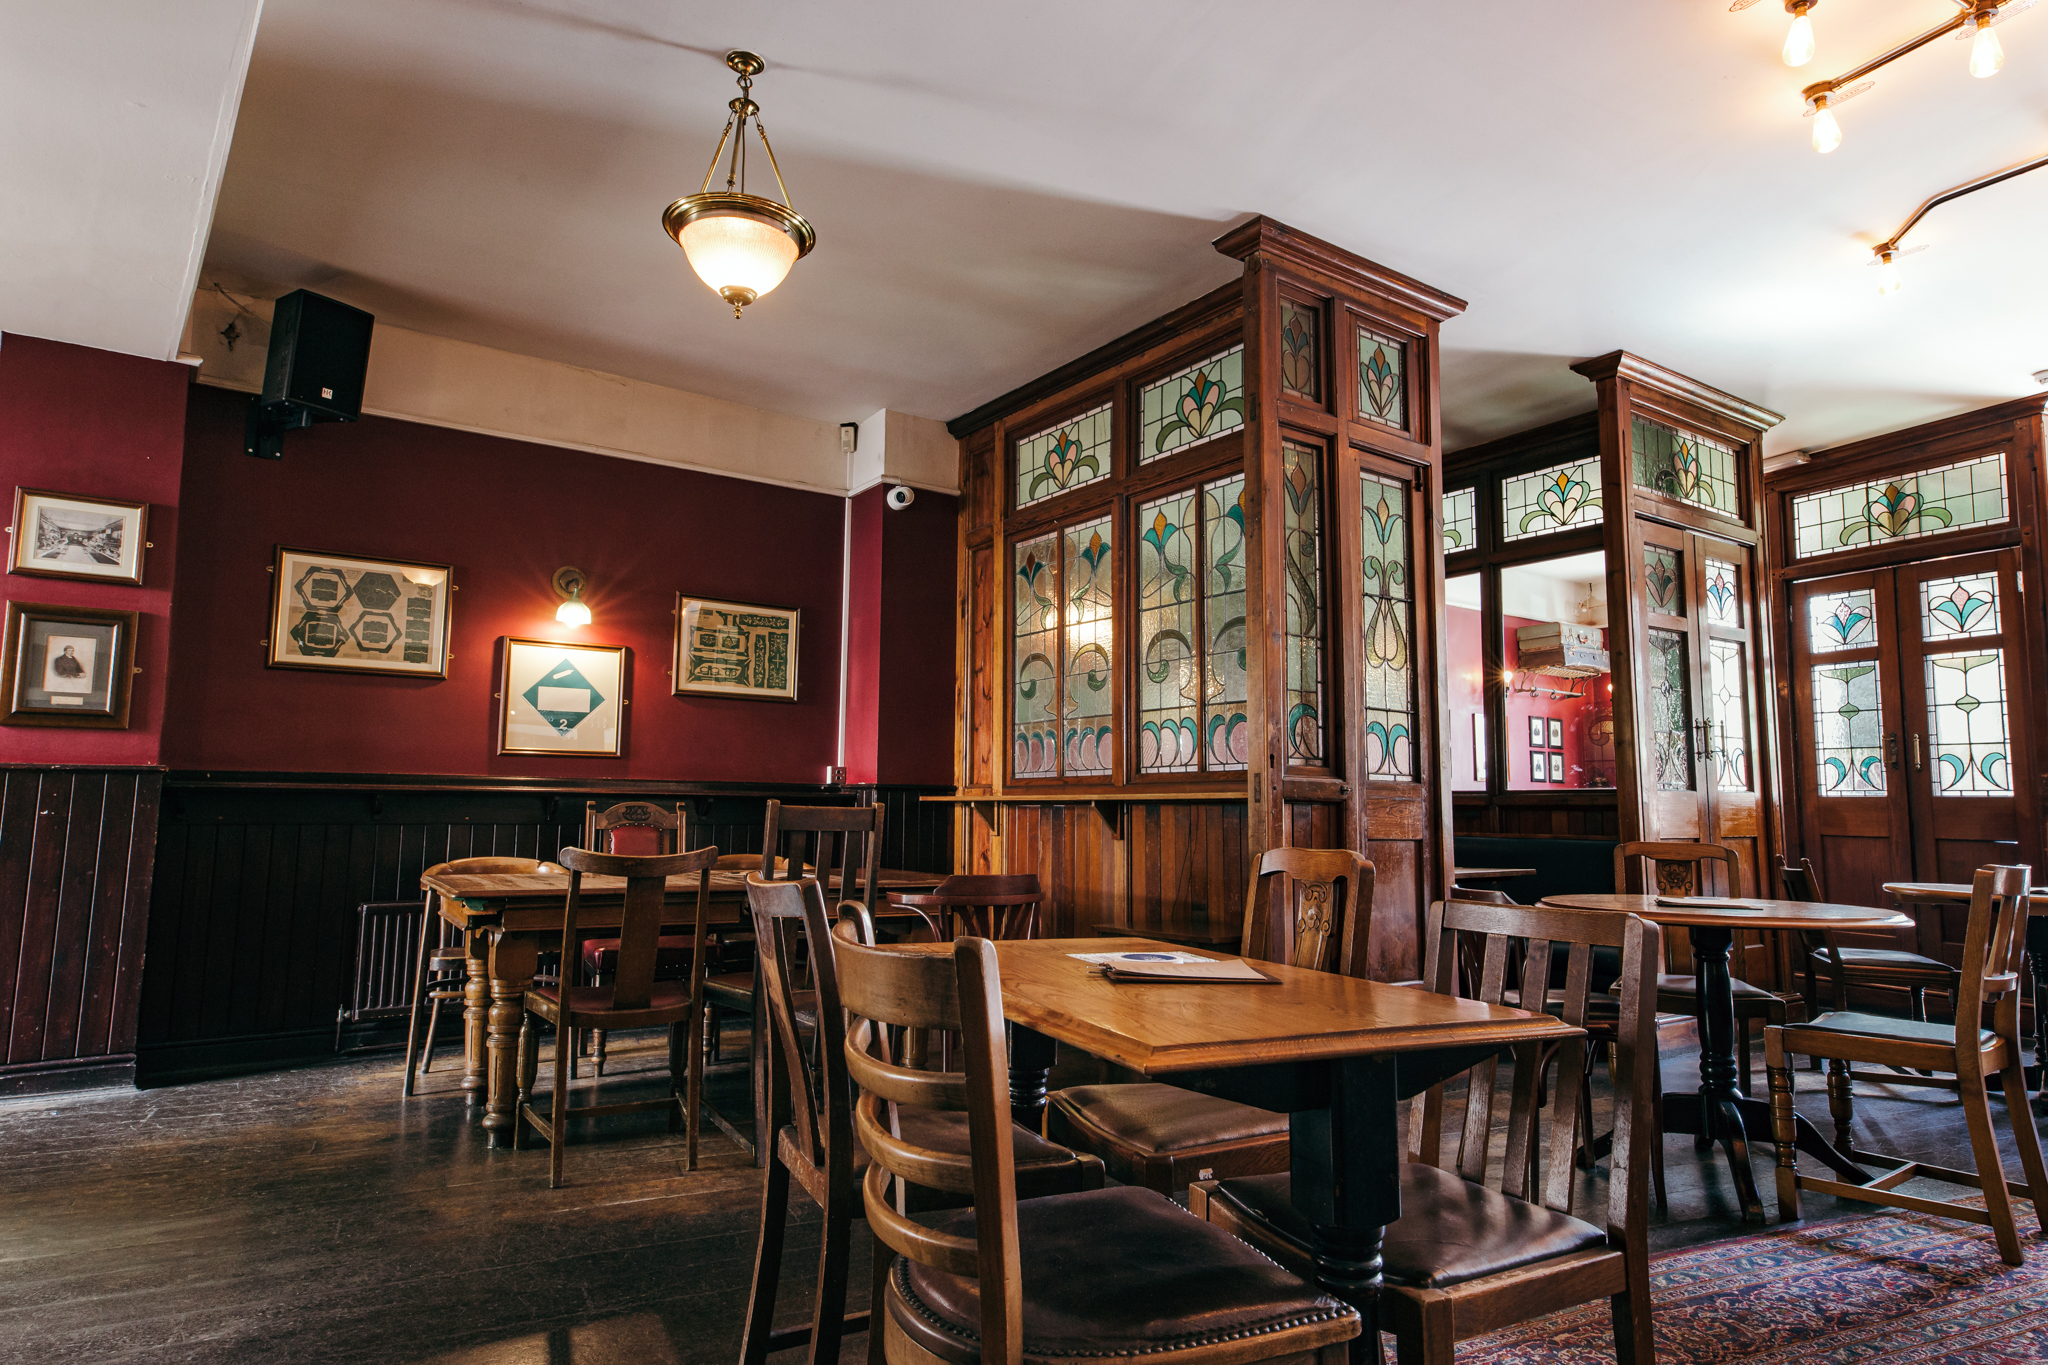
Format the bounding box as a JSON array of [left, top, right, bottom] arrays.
[[0, 334, 189, 765], [844, 484, 957, 786], [164, 383, 846, 782]]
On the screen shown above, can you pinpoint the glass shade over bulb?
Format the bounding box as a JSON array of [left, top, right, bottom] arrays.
[[1811, 101, 1842, 153], [680, 210, 801, 313], [1876, 252, 1902, 297], [1970, 19, 2005, 78], [1783, 11, 1816, 66], [556, 598, 592, 627]]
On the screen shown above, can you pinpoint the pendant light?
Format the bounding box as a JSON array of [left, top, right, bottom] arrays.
[[1783, 0, 1818, 66], [1967, 3, 2007, 76], [661, 51, 816, 319]]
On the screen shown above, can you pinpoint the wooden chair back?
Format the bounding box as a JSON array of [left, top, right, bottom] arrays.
[[1613, 840, 1738, 972], [585, 801, 683, 857], [553, 845, 716, 1012], [747, 874, 852, 1177], [1776, 856, 1820, 902], [1240, 847, 1375, 976], [762, 801, 883, 909], [1416, 897, 1658, 1243], [1957, 864, 2034, 1045], [1777, 855, 1849, 1010], [892, 874, 1043, 941]]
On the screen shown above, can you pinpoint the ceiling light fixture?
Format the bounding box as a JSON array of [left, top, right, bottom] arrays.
[[1788, 0, 2032, 152], [1867, 146, 2048, 293], [661, 50, 816, 320], [1783, 0, 1819, 66], [1967, 2, 2009, 74]]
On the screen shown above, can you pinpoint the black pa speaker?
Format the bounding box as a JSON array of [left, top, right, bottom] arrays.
[[245, 289, 375, 458]]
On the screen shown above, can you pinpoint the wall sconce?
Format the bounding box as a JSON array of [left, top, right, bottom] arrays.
[[553, 566, 592, 626]]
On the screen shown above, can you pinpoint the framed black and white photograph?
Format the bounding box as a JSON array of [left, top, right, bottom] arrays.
[[268, 547, 453, 678], [1548, 752, 1565, 783], [8, 488, 149, 585], [498, 637, 626, 757], [1529, 751, 1547, 783], [1527, 716, 1545, 749], [1, 600, 137, 728], [1547, 717, 1564, 748]]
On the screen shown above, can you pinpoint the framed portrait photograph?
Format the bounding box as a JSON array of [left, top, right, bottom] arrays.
[[1529, 752, 1547, 783], [1527, 716, 1545, 749], [1548, 717, 1564, 747], [673, 595, 799, 701], [1549, 752, 1566, 783], [499, 637, 626, 757], [9, 488, 149, 584], [268, 547, 452, 678], [2, 601, 138, 728]]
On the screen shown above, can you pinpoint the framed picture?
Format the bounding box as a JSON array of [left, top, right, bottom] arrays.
[[1527, 716, 1545, 749], [673, 595, 799, 701], [499, 637, 626, 757], [9, 488, 149, 584], [268, 547, 452, 678], [1547, 717, 1564, 747], [1, 601, 138, 728], [1529, 751, 1547, 783], [1549, 752, 1566, 783]]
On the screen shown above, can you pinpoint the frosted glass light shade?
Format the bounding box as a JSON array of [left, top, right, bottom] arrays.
[[1811, 105, 1842, 153], [1782, 12, 1815, 66], [556, 598, 592, 627], [681, 211, 801, 302]]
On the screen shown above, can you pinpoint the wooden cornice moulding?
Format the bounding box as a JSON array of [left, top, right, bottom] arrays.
[[1781, 393, 2048, 474], [1570, 351, 1784, 433], [1212, 216, 1468, 323], [1447, 410, 1600, 471]]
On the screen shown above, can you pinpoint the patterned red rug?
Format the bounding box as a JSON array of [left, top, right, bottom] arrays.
[[1459, 1207, 2048, 1363]]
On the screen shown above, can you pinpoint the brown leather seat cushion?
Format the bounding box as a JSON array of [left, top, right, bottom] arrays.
[[888, 1185, 1356, 1363], [1785, 1010, 1994, 1049], [1046, 1084, 1284, 1154], [580, 935, 696, 977], [527, 980, 692, 1014], [1209, 1164, 1607, 1289], [703, 971, 755, 1008], [1657, 973, 1780, 1002], [1812, 946, 1955, 974]]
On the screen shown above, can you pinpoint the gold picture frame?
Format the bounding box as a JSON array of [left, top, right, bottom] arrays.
[[8, 487, 150, 585], [1, 600, 138, 728], [497, 636, 627, 757], [672, 594, 799, 702], [266, 546, 453, 678]]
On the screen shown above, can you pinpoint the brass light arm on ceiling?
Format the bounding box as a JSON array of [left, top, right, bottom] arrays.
[[1876, 148, 2048, 255], [1802, 4, 1975, 103]]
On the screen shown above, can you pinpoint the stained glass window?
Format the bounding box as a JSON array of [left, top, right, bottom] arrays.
[[1647, 628, 1693, 791], [1282, 441, 1324, 764], [1357, 326, 1407, 430], [1709, 640, 1750, 791], [1202, 475, 1250, 772], [1443, 487, 1476, 552], [1925, 651, 2011, 796], [1136, 490, 1198, 774], [1813, 662, 1885, 797], [1790, 453, 2007, 560], [1502, 458, 1603, 543], [1016, 401, 1113, 508], [1921, 571, 2000, 642], [1012, 533, 1060, 778], [1280, 302, 1319, 402], [1062, 518, 1114, 777], [1703, 558, 1739, 628], [1808, 589, 1876, 652], [1644, 545, 1682, 616], [1140, 346, 1245, 463], [1361, 472, 1415, 780], [1632, 416, 1738, 516]]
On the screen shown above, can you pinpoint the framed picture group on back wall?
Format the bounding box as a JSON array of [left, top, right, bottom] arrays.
[[267, 546, 453, 677]]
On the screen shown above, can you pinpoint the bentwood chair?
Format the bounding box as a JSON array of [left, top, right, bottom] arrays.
[[1042, 847, 1373, 1192], [738, 878, 1102, 1365], [889, 874, 1044, 942], [513, 844, 717, 1187], [1768, 864, 2048, 1265], [1781, 855, 1960, 1025], [404, 856, 563, 1096], [1190, 898, 1660, 1365], [838, 931, 1362, 1365]]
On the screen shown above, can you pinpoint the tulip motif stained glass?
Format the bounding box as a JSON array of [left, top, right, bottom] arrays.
[[1644, 546, 1682, 616], [1925, 651, 2010, 795], [1357, 327, 1406, 430], [1709, 640, 1750, 791], [1062, 519, 1114, 777], [1012, 533, 1060, 777], [1443, 487, 1476, 551], [1202, 475, 1250, 772], [1361, 472, 1415, 779], [1141, 346, 1245, 462], [1703, 559, 1739, 628], [1137, 489, 1200, 774], [1280, 302, 1319, 402], [1016, 401, 1113, 508], [1807, 589, 1876, 653], [1502, 458, 1603, 543], [1282, 442, 1324, 764], [1632, 416, 1737, 515], [1812, 661, 1884, 797], [1790, 453, 2007, 560], [1920, 571, 1999, 642]]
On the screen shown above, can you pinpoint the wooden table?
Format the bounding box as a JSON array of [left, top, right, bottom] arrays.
[[1090, 922, 1244, 948], [993, 937, 1581, 1365], [1540, 893, 1913, 1220], [425, 867, 943, 1150], [1883, 881, 2048, 1091]]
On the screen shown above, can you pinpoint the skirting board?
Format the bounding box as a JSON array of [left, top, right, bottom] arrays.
[[0, 1055, 138, 1097]]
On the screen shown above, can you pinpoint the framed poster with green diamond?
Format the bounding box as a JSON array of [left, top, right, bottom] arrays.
[[673, 594, 799, 702], [267, 546, 452, 677], [498, 637, 626, 757]]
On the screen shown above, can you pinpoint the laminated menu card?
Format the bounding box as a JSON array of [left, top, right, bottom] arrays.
[[1653, 896, 1757, 910], [1068, 950, 1276, 984]]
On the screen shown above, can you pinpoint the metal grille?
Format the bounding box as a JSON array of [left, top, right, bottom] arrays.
[[339, 900, 431, 1046]]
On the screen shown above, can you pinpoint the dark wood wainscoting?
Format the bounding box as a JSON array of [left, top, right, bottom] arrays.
[[138, 775, 952, 1085], [0, 765, 162, 1094]]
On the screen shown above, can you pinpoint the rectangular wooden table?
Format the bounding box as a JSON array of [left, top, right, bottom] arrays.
[[424, 867, 943, 1150], [991, 937, 1582, 1365]]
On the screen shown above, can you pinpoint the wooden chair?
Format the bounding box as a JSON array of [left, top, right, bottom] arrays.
[[1768, 863, 2048, 1265], [1617, 840, 1799, 1095], [1782, 855, 1960, 1025], [1189, 897, 1659, 1365], [889, 873, 1043, 941], [513, 844, 716, 1187], [580, 801, 689, 1075], [738, 877, 1102, 1365], [1042, 847, 1373, 1192], [404, 856, 562, 1096], [838, 929, 1362, 1365]]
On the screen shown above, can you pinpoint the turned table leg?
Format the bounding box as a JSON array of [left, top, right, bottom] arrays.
[[462, 940, 489, 1098], [483, 933, 539, 1148]]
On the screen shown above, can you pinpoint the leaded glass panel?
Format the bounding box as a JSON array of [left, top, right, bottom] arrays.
[[1709, 639, 1751, 791], [1136, 490, 1199, 774], [1282, 441, 1324, 764], [1062, 518, 1114, 777], [1921, 571, 2000, 642], [1644, 545, 1682, 616], [1443, 487, 1476, 552], [1361, 472, 1415, 779], [1012, 533, 1059, 778], [1140, 346, 1245, 462], [1502, 458, 1603, 543], [1202, 475, 1250, 772], [1704, 558, 1740, 628], [1016, 402, 1113, 508], [1632, 416, 1738, 516], [1813, 662, 1885, 796], [1790, 453, 2007, 559], [1280, 303, 1319, 402], [1808, 590, 1876, 653], [1647, 627, 1693, 791], [1925, 651, 2011, 795], [1357, 326, 1407, 430]]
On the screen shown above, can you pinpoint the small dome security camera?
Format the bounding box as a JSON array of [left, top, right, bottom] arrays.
[[885, 485, 916, 510]]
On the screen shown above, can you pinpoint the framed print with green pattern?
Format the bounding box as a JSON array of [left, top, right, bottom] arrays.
[[497, 637, 626, 757], [673, 595, 798, 701], [267, 546, 452, 677]]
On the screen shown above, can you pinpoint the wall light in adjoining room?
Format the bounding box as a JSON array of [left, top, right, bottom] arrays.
[[553, 566, 592, 627]]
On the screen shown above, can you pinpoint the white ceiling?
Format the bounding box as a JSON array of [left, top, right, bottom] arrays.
[[32, 0, 2048, 457]]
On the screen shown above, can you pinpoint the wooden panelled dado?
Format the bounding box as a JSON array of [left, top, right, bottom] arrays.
[[947, 217, 1465, 980], [0, 765, 161, 1094]]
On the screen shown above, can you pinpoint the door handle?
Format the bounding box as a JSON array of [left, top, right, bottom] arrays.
[[1692, 720, 1711, 760], [1884, 732, 1900, 769], [1912, 733, 1923, 772]]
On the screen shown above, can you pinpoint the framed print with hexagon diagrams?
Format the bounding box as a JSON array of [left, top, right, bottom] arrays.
[[266, 546, 453, 677], [497, 637, 626, 757]]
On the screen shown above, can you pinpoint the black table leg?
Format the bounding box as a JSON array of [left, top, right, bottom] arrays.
[[2025, 915, 2048, 1100], [1291, 1054, 1398, 1365], [1006, 1023, 1057, 1131]]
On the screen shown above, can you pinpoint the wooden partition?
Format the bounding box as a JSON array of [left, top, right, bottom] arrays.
[[945, 217, 1464, 979]]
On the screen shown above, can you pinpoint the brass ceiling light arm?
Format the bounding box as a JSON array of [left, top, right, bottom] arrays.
[[1803, 6, 1972, 103], [1875, 148, 2048, 256]]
